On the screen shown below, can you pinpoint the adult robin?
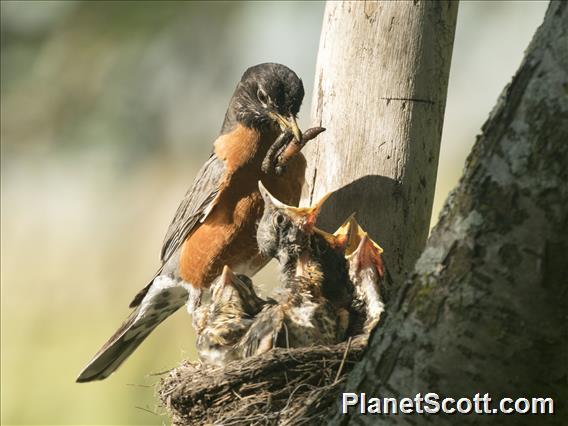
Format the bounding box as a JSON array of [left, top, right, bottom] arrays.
[[237, 183, 352, 357], [77, 63, 310, 382], [195, 265, 271, 366]]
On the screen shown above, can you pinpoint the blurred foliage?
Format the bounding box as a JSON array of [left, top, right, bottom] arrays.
[[0, 1, 547, 425], [2, 1, 244, 163], [1, 1, 324, 424]]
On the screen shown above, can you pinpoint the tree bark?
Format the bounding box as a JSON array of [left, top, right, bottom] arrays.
[[158, 3, 567, 425], [302, 1, 458, 285], [336, 2, 568, 425]]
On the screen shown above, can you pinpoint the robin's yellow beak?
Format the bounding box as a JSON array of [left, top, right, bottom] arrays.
[[269, 112, 302, 142]]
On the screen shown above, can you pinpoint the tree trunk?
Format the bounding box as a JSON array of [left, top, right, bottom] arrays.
[[302, 1, 458, 285], [336, 2, 568, 425], [158, 3, 567, 425]]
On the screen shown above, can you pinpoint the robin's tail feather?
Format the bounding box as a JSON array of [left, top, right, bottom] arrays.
[[76, 276, 189, 383]]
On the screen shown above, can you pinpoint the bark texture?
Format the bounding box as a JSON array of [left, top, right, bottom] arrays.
[[303, 1, 458, 285], [158, 3, 567, 425], [336, 2, 568, 425]]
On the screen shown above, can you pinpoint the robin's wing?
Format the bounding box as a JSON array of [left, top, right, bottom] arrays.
[[77, 276, 187, 382], [161, 152, 227, 262], [129, 153, 226, 308]]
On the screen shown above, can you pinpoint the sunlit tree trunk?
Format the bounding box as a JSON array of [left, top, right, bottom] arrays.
[[159, 3, 567, 425], [302, 0, 458, 285], [336, 2, 568, 425]]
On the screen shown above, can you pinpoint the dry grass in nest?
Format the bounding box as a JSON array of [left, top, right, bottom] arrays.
[[158, 337, 366, 425]]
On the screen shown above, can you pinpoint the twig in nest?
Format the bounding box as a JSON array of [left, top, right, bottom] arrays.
[[158, 340, 365, 426], [334, 337, 353, 383], [135, 405, 161, 416]]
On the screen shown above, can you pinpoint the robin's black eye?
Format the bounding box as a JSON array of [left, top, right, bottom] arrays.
[[273, 213, 286, 227], [257, 89, 269, 106]]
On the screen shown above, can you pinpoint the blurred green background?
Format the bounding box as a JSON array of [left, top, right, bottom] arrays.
[[0, 1, 547, 424]]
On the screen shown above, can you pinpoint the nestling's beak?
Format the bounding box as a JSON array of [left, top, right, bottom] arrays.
[[285, 191, 332, 232], [220, 265, 236, 286], [348, 235, 386, 279], [314, 219, 351, 250], [270, 112, 302, 142], [258, 180, 332, 232]]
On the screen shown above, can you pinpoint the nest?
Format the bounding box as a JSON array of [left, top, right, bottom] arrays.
[[158, 337, 366, 425]]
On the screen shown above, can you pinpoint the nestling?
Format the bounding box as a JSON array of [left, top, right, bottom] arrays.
[[337, 215, 388, 338], [236, 183, 353, 357], [195, 266, 270, 365]]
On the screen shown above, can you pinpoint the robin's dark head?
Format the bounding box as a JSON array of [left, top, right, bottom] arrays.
[[223, 63, 305, 140], [256, 181, 329, 261]]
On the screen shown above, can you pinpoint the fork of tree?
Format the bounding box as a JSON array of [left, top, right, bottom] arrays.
[[160, 2, 567, 425]]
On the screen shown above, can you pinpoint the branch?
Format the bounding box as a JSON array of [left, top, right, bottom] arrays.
[[158, 2, 459, 423], [338, 2, 568, 424], [302, 1, 458, 285]]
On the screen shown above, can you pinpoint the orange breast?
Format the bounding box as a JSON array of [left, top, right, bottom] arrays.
[[178, 125, 306, 288]]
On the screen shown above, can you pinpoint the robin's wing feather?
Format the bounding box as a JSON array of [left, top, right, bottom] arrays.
[[160, 152, 227, 262], [129, 153, 226, 308], [77, 277, 187, 382]]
